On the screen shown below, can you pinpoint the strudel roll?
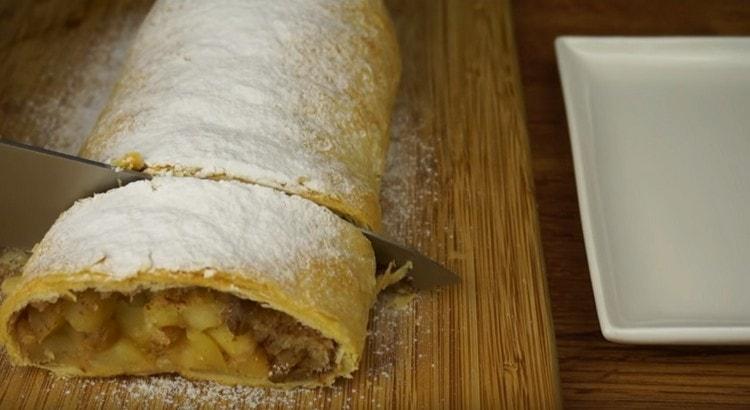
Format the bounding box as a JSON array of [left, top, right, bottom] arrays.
[[80, 0, 401, 230], [0, 178, 403, 387]]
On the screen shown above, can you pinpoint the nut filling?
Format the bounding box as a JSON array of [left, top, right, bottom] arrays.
[[12, 287, 337, 383]]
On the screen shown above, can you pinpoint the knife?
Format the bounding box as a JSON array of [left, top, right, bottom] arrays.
[[0, 139, 459, 290]]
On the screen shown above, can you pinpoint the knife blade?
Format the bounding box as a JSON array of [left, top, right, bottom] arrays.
[[0, 139, 459, 289], [362, 229, 459, 289], [0, 139, 146, 249]]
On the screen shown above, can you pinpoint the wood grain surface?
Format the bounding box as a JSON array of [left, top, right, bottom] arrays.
[[0, 0, 561, 408], [512, 0, 750, 408]]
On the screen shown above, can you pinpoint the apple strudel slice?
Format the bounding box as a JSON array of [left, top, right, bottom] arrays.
[[0, 177, 403, 387]]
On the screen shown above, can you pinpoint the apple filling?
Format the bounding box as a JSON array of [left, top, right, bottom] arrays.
[[11, 287, 337, 383]]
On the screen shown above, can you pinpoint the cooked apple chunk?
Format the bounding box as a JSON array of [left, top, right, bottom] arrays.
[[182, 329, 227, 371], [207, 326, 255, 357], [11, 287, 337, 383], [63, 291, 117, 333], [182, 293, 224, 331]]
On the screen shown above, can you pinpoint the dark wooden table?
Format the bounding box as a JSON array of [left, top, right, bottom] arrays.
[[512, 1, 750, 408]]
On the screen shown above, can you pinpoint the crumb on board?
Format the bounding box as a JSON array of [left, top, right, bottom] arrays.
[[112, 151, 146, 171], [0, 247, 31, 302]]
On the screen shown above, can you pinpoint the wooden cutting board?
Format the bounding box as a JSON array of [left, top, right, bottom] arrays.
[[0, 0, 561, 408]]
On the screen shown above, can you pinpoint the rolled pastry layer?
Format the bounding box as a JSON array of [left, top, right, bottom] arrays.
[[80, 0, 401, 230], [0, 177, 401, 387]]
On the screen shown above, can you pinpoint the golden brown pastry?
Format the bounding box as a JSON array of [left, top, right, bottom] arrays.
[[80, 0, 401, 230], [0, 177, 404, 387]]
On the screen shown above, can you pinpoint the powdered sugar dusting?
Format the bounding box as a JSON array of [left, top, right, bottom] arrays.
[[22, 178, 369, 290], [380, 96, 440, 246], [45, 376, 302, 409], [82, 0, 399, 228], [106, 377, 300, 409], [16, 11, 141, 155], [366, 285, 422, 377]]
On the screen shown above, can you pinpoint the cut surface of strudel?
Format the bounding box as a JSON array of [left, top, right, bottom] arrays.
[[0, 177, 401, 387], [80, 0, 401, 230]]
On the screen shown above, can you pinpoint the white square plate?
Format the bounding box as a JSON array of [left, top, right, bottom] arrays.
[[556, 37, 750, 344]]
